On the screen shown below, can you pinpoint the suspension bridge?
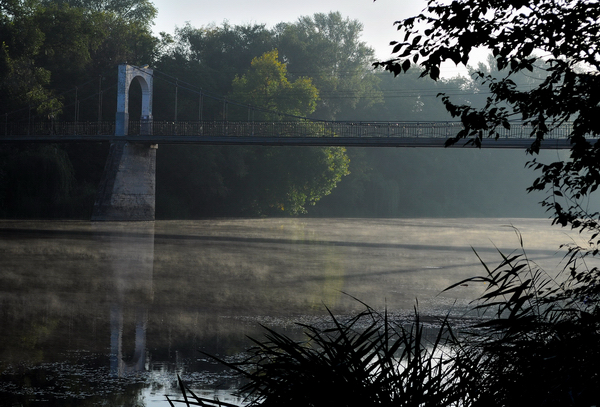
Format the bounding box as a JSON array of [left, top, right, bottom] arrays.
[[0, 63, 575, 149], [0, 119, 575, 148], [0, 64, 579, 221]]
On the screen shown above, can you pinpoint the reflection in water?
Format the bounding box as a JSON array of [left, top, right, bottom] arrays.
[[0, 221, 160, 405], [110, 305, 149, 377], [0, 218, 590, 406], [95, 222, 155, 378]]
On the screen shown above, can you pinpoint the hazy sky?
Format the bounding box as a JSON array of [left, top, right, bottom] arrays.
[[150, 0, 478, 77], [150, 0, 420, 59]]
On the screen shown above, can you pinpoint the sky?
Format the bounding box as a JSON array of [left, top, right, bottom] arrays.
[[150, 0, 473, 78]]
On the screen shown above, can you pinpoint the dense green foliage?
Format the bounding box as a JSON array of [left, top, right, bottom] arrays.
[[156, 49, 349, 217], [274, 12, 380, 120], [0, 1, 552, 218], [230, 49, 319, 118], [0, 0, 155, 218], [0, 0, 157, 120]]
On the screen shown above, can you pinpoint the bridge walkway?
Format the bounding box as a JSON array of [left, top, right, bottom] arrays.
[[0, 120, 575, 149]]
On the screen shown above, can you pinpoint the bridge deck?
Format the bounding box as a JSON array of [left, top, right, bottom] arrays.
[[0, 120, 578, 149], [0, 134, 573, 149]]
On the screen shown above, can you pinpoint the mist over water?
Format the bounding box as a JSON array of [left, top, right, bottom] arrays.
[[0, 218, 586, 406], [309, 148, 575, 219]]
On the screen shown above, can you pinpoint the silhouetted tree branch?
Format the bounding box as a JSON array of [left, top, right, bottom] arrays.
[[375, 0, 600, 243]]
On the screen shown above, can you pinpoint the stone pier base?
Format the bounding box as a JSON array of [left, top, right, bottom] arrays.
[[92, 141, 157, 221]]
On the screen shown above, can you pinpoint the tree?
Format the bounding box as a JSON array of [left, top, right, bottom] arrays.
[[230, 49, 318, 118], [376, 0, 600, 240], [154, 22, 276, 121], [227, 50, 348, 216], [0, 0, 156, 218], [157, 49, 349, 217], [361, 69, 470, 121], [42, 0, 157, 28], [0, 0, 58, 118], [276, 12, 380, 120], [157, 14, 380, 121], [0, 0, 158, 120]]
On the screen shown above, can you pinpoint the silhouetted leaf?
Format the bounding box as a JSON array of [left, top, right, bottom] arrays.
[[402, 59, 411, 72]]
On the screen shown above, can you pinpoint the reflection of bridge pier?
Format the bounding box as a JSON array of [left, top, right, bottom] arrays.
[[110, 305, 148, 377], [94, 221, 155, 378]]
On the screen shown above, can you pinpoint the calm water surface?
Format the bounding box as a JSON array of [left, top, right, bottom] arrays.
[[0, 218, 586, 406]]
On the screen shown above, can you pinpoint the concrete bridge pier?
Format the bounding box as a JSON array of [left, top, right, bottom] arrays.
[[92, 64, 157, 221], [92, 141, 157, 221]]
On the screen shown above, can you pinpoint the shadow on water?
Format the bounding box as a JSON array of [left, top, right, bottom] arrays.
[[0, 218, 578, 406], [0, 225, 563, 257]]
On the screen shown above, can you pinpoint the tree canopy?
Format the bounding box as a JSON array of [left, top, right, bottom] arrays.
[[0, 0, 157, 120], [275, 12, 380, 120], [0, 0, 157, 217], [231, 49, 318, 118], [157, 49, 349, 217], [0, 3, 544, 219], [45, 0, 157, 27]]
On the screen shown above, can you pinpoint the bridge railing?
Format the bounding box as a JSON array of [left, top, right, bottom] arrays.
[[2, 120, 576, 140], [136, 121, 468, 138], [131, 120, 574, 140], [3, 121, 115, 136]]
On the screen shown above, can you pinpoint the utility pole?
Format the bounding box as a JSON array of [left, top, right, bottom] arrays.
[[174, 79, 178, 122], [198, 91, 203, 122], [74, 86, 78, 122], [97, 75, 103, 133]]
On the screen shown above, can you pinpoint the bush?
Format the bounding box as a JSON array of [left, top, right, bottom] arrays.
[[170, 305, 478, 407], [450, 231, 600, 407]]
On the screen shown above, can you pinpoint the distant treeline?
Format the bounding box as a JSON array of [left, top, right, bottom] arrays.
[[0, 0, 559, 218]]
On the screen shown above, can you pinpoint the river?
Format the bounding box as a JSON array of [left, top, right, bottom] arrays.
[[0, 218, 584, 406]]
